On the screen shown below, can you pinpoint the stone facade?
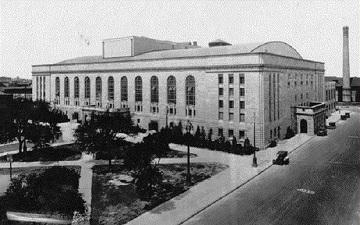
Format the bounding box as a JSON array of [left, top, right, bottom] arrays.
[[32, 38, 325, 149], [325, 81, 336, 116]]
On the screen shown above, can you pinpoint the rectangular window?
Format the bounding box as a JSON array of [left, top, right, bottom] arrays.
[[239, 88, 245, 97], [239, 74, 245, 84], [240, 101, 245, 109], [219, 88, 224, 96], [229, 113, 234, 121], [228, 129, 234, 137], [219, 112, 224, 120], [218, 128, 223, 137], [219, 100, 224, 108], [239, 130, 245, 139], [229, 88, 234, 97], [229, 101, 234, 108], [218, 74, 223, 84], [240, 113, 245, 122], [229, 74, 234, 84]]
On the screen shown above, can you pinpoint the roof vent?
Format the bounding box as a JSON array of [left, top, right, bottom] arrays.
[[208, 39, 231, 47]]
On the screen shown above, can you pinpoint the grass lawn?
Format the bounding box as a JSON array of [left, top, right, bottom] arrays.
[[91, 163, 228, 225], [0, 144, 82, 162]]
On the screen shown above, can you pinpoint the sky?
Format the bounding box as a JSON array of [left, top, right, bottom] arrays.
[[0, 0, 359, 79]]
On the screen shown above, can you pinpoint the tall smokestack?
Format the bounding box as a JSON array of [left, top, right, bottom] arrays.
[[342, 26, 351, 102]]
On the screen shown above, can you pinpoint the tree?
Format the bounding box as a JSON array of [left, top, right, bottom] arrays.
[[0, 99, 66, 153], [124, 128, 173, 201], [0, 166, 86, 221], [74, 111, 134, 171]]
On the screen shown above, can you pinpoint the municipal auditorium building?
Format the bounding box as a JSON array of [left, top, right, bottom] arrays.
[[32, 36, 326, 149]]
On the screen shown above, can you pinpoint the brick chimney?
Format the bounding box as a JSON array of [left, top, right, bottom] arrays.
[[342, 26, 351, 102]]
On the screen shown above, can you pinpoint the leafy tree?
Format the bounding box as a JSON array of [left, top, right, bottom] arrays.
[[0, 166, 86, 221], [0, 99, 66, 153], [124, 127, 175, 200], [74, 111, 133, 171], [124, 141, 164, 200]]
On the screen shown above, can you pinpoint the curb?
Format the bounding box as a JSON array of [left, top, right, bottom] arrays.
[[179, 135, 315, 225]]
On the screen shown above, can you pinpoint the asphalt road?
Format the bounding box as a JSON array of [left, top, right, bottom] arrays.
[[183, 107, 360, 225]]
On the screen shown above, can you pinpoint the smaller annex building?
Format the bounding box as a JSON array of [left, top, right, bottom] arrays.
[[32, 36, 326, 149]]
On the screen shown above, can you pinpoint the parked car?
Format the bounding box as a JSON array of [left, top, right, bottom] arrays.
[[317, 128, 327, 136], [273, 151, 289, 165], [345, 112, 350, 118], [327, 122, 336, 129], [341, 115, 347, 120]]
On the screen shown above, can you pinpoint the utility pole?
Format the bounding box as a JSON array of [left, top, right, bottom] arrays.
[[252, 111, 258, 167]]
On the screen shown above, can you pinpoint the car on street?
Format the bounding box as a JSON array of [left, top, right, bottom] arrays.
[[273, 151, 289, 165], [317, 128, 327, 136], [345, 112, 350, 118], [327, 122, 336, 129], [341, 115, 347, 120]]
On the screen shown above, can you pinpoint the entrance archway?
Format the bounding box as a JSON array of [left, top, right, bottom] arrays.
[[300, 119, 307, 133]]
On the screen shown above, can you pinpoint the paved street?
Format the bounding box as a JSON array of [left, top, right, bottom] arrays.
[[183, 107, 360, 225]]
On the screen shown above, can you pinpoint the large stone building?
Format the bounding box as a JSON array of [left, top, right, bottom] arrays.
[[32, 36, 325, 149]]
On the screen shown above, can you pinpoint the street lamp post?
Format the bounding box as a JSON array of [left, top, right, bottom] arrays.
[[252, 111, 258, 167], [186, 120, 193, 184], [165, 106, 168, 128]]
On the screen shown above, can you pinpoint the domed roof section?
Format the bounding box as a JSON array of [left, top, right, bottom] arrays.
[[54, 41, 303, 65], [250, 41, 302, 59]]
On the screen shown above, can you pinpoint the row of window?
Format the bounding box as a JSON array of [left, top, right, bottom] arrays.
[[55, 75, 195, 106], [217, 128, 247, 140], [219, 112, 245, 122], [218, 100, 245, 109], [218, 73, 245, 85]]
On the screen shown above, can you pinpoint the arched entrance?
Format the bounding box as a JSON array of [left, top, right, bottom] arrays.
[[300, 119, 307, 133]]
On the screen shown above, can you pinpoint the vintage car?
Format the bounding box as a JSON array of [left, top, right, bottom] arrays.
[[317, 128, 327, 136], [345, 112, 350, 118], [327, 122, 336, 129], [273, 151, 289, 165], [341, 115, 347, 120]]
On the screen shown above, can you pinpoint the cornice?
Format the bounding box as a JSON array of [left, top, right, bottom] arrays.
[[32, 63, 325, 75]]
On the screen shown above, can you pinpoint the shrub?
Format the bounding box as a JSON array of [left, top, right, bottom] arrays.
[[285, 126, 295, 139], [269, 140, 277, 148], [0, 166, 85, 221]]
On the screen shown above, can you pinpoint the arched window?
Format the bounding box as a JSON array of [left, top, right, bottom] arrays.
[[150, 76, 159, 103], [185, 75, 195, 106], [135, 76, 142, 102], [74, 77, 79, 98], [108, 76, 114, 100], [96, 77, 102, 100], [85, 77, 90, 99], [167, 76, 176, 104], [64, 77, 69, 98], [121, 76, 128, 101], [55, 77, 60, 96]]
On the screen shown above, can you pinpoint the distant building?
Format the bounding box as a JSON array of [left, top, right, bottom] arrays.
[[2, 82, 32, 100], [32, 36, 326, 149], [325, 81, 336, 115], [325, 76, 360, 102]]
